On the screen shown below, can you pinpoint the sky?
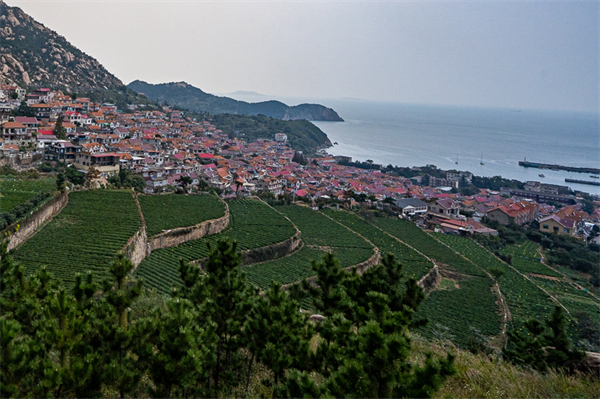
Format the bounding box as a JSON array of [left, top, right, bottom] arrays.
[[7, 0, 599, 112]]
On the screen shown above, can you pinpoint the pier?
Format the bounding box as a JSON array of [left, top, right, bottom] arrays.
[[565, 178, 600, 187], [518, 161, 600, 175]]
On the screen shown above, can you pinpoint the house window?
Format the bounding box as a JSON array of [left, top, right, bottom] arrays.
[[543, 224, 549, 229], [564, 228, 569, 234], [553, 226, 559, 232]]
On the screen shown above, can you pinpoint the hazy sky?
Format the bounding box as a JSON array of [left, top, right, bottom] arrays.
[[8, 0, 599, 112]]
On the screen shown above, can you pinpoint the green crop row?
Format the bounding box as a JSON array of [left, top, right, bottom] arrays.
[[0, 177, 56, 213], [499, 243, 562, 278], [434, 234, 563, 332], [139, 193, 226, 237], [0, 177, 56, 194], [0, 191, 40, 212], [244, 246, 328, 290], [322, 210, 432, 281], [135, 199, 297, 294], [275, 205, 372, 249], [374, 219, 485, 277], [416, 274, 502, 348], [13, 190, 142, 287]]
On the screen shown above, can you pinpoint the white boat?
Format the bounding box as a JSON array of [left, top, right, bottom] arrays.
[[539, 174, 545, 178]]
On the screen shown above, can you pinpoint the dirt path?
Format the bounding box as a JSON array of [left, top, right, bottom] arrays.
[[473, 240, 572, 316], [428, 233, 511, 346], [537, 246, 599, 301]]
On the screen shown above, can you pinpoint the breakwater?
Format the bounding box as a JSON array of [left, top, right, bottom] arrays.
[[519, 161, 600, 175], [565, 178, 600, 186]]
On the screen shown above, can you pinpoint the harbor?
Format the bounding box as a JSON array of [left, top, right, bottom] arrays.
[[519, 160, 600, 175], [565, 178, 600, 187]]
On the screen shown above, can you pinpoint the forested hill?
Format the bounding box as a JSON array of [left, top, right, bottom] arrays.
[[209, 113, 331, 153], [128, 80, 344, 122]]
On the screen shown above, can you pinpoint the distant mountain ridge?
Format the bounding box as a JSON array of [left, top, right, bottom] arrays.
[[128, 80, 344, 122]]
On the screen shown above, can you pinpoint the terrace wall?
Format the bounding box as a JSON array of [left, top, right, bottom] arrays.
[[122, 229, 148, 267], [418, 265, 441, 292], [192, 230, 303, 270], [7, 191, 68, 251], [282, 247, 381, 290], [351, 248, 381, 275], [126, 198, 230, 267], [241, 230, 302, 265], [147, 210, 230, 252]]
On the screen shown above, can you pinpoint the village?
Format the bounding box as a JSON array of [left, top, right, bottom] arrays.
[[1, 85, 599, 242]]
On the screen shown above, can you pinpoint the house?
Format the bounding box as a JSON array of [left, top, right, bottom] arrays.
[[74, 152, 120, 177], [487, 201, 538, 225], [539, 215, 577, 237], [394, 198, 428, 216], [44, 140, 81, 162], [1, 121, 31, 142], [14, 117, 39, 134], [428, 198, 461, 218]]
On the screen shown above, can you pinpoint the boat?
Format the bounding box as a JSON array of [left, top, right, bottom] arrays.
[[480, 153, 485, 166], [333, 142, 338, 145], [539, 174, 545, 178], [455, 155, 458, 165], [590, 175, 599, 179]]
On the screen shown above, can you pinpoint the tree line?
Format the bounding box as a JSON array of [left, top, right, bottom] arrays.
[[1, 234, 588, 398], [1, 236, 457, 398]]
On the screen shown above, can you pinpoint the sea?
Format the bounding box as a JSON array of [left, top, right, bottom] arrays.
[[227, 93, 600, 195]]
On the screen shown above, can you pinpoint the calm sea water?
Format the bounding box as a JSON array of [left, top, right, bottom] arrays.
[[310, 100, 600, 195]]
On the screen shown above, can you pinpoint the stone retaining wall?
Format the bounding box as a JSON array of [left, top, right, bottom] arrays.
[[418, 265, 441, 292], [147, 211, 230, 252], [7, 191, 69, 251], [193, 230, 302, 270], [241, 230, 302, 265], [122, 229, 148, 267], [123, 200, 230, 266], [282, 247, 381, 290]]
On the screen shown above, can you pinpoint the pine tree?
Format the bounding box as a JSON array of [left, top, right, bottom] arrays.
[[145, 298, 217, 398], [504, 306, 585, 372], [53, 115, 67, 140], [283, 252, 455, 398], [245, 281, 313, 397], [178, 239, 254, 395], [101, 253, 145, 399]]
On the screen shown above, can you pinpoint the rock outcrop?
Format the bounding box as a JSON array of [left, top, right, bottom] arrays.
[[0, 1, 123, 92]]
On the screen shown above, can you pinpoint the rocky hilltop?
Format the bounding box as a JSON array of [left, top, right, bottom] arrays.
[[0, 1, 124, 91], [128, 80, 344, 122]]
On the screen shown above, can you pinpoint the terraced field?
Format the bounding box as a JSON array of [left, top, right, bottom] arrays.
[[375, 218, 486, 277], [244, 246, 328, 289], [417, 274, 501, 347], [500, 243, 562, 278], [244, 245, 375, 290], [322, 209, 432, 281], [434, 234, 562, 333], [13, 190, 141, 286], [275, 205, 373, 250], [135, 199, 297, 294], [319, 212, 500, 347], [342, 217, 502, 346], [139, 193, 225, 237], [0, 177, 56, 212], [528, 276, 600, 324]]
